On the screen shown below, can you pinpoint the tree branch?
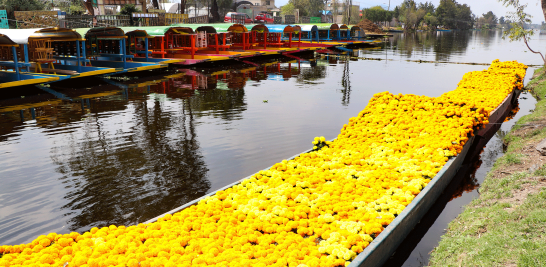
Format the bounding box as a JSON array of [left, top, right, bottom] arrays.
[[519, 20, 546, 65]]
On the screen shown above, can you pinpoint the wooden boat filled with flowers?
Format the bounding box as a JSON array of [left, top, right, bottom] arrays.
[[0, 60, 527, 267]]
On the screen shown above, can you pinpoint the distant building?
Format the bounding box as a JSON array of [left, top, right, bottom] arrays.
[[234, 0, 277, 22]]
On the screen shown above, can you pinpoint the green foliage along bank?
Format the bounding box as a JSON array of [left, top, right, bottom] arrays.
[[429, 68, 546, 266]]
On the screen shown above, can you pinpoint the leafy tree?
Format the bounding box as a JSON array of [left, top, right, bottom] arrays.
[[307, 0, 325, 17], [119, 4, 140, 15], [499, 16, 505, 24], [210, 0, 220, 22], [217, 0, 233, 18], [482, 11, 498, 24], [499, 0, 546, 66], [418, 1, 435, 15], [396, 0, 430, 31], [363, 6, 385, 24], [436, 0, 473, 29], [424, 12, 438, 30], [290, 0, 309, 17], [0, 0, 45, 28], [393, 6, 400, 19], [119, 4, 140, 25], [281, 3, 296, 16]]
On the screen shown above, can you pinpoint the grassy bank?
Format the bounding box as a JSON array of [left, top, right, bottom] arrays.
[[429, 68, 546, 266]]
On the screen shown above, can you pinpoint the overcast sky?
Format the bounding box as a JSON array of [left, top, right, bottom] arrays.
[[274, 0, 545, 24]]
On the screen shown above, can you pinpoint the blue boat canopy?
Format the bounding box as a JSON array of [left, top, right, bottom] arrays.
[[262, 24, 300, 34], [298, 25, 318, 32]]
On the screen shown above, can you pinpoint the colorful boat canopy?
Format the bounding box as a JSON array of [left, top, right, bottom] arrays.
[[250, 24, 268, 33], [299, 23, 338, 30], [298, 25, 318, 32], [120, 26, 166, 37], [263, 24, 300, 34], [227, 24, 248, 33], [80, 27, 125, 40], [171, 23, 239, 33], [0, 28, 84, 44]]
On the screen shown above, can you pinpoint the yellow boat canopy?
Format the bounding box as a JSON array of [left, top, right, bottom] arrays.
[[227, 24, 248, 33]]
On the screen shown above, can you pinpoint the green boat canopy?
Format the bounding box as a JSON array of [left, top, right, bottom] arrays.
[[171, 23, 249, 33], [121, 26, 194, 36], [78, 27, 125, 40]]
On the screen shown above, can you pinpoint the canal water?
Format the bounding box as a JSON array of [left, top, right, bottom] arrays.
[[0, 30, 544, 266]]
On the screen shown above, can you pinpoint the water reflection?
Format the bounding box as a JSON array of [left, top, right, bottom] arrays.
[[49, 96, 210, 231], [386, 31, 472, 62], [0, 32, 543, 257]]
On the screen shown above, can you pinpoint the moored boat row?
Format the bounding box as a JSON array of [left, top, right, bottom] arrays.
[[0, 23, 378, 88]]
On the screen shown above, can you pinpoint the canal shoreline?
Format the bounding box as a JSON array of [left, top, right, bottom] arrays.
[[429, 67, 546, 266]]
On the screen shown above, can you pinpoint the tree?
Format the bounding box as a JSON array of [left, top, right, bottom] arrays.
[[424, 12, 438, 30], [482, 11, 498, 24], [119, 4, 140, 25], [0, 0, 45, 28], [217, 0, 232, 18], [499, 16, 505, 24], [363, 6, 386, 24], [308, 0, 325, 17], [290, 0, 309, 17], [281, 3, 296, 16], [436, 0, 473, 29], [499, 0, 546, 66], [210, 0, 220, 22], [418, 1, 435, 15]]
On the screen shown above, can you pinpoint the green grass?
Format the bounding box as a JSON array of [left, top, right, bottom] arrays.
[[429, 68, 546, 266]]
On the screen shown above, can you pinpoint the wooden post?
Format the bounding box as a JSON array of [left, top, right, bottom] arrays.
[[288, 32, 292, 48], [191, 35, 195, 59], [215, 34, 219, 54]]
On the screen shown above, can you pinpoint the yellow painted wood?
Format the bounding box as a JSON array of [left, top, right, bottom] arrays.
[[0, 76, 59, 89], [0, 99, 62, 113], [74, 68, 119, 77]]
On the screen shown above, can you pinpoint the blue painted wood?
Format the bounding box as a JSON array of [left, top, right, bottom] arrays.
[[52, 56, 90, 63], [0, 61, 32, 67], [76, 40, 81, 73], [23, 44, 30, 72], [36, 85, 72, 100], [145, 38, 149, 61], [11, 46, 19, 80]]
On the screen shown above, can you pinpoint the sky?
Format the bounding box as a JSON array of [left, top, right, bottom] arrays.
[[273, 0, 546, 24]]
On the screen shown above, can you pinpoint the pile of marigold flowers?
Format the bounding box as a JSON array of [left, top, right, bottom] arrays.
[[0, 60, 527, 267]]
